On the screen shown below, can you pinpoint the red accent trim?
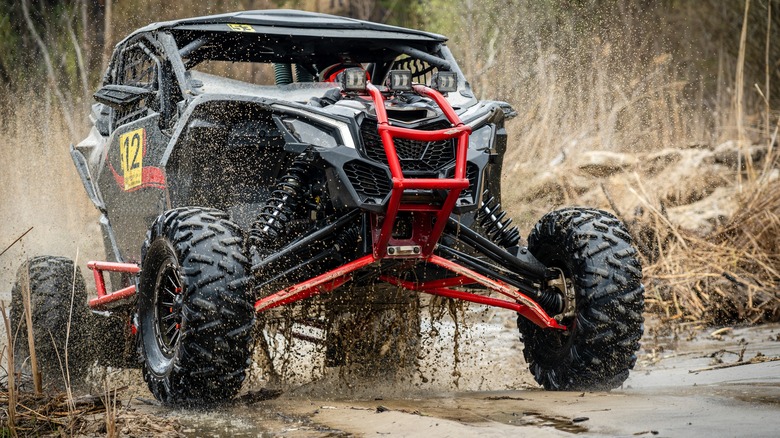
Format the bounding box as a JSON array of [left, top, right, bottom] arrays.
[[381, 275, 533, 314], [88, 261, 141, 274], [378, 275, 475, 290], [89, 285, 136, 309], [425, 255, 566, 330], [108, 164, 167, 192], [87, 261, 141, 310]]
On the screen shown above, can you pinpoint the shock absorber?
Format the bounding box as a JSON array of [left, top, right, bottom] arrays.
[[476, 191, 520, 248], [248, 154, 312, 255], [273, 63, 293, 85]]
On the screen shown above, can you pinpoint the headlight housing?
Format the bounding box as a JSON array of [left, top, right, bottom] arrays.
[[469, 125, 494, 151], [282, 118, 340, 149]]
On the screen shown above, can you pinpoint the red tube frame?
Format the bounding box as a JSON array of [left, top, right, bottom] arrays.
[[253, 82, 566, 331], [366, 83, 470, 258], [85, 81, 565, 331]]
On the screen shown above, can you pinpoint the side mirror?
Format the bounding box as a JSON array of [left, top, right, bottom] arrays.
[[93, 84, 151, 110]]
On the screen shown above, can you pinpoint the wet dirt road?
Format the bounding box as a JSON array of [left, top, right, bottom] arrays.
[[137, 320, 780, 437]]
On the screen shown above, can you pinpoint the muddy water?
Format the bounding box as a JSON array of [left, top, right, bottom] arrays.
[[125, 318, 780, 437]]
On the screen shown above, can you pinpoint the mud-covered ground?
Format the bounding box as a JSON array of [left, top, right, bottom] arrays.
[[90, 317, 779, 437]]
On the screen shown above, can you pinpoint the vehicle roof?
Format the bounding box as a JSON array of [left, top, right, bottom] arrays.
[[127, 9, 447, 44], [118, 10, 450, 67]]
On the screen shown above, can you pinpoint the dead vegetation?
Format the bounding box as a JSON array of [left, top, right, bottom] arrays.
[[0, 386, 184, 437], [643, 177, 780, 325]]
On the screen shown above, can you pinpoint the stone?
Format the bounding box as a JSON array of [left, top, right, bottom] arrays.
[[577, 150, 638, 177]]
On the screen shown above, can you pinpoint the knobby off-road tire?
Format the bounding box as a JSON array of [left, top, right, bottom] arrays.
[[10, 256, 91, 390], [518, 208, 644, 391], [138, 207, 254, 405]]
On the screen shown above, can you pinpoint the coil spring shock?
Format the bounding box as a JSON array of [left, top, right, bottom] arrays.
[[476, 190, 520, 248], [248, 154, 312, 253]]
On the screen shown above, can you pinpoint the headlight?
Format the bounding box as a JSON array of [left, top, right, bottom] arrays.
[[282, 118, 339, 149], [469, 125, 493, 151], [431, 71, 458, 92]]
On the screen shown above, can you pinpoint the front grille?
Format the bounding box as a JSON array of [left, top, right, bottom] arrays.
[[343, 161, 392, 202], [447, 162, 480, 202], [360, 119, 455, 172]]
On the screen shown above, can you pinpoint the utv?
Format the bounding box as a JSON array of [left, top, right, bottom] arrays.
[[11, 10, 644, 404]]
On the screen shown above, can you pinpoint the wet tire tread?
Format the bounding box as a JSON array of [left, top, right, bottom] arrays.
[[138, 207, 254, 405], [518, 207, 645, 391]]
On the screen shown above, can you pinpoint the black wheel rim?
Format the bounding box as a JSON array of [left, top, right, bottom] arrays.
[[140, 239, 184, 377], [154, 261, 183, 357]]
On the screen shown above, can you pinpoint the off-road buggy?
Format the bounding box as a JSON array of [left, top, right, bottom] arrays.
[[11, 10, 644, 405]]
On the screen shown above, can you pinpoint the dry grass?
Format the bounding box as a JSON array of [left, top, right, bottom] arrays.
[[19, 263, 42, 395], [0, 384, 183, 436], [643, 176, 780, 324], [1, 302, 17, 436]]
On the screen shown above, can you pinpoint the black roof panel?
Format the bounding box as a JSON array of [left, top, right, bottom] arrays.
[[126, 9, 447, 43]]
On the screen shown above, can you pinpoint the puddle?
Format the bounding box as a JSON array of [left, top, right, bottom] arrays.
[[173, 404, 349, 437]]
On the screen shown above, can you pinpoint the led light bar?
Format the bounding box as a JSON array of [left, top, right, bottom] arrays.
[[431, 71, 458, 93], [341, 67, 367, 91], [387, 70, 413, 91]]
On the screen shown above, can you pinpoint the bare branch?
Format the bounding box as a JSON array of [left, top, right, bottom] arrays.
[[20, 0, 77, 139], [63, 12, 90, 110]]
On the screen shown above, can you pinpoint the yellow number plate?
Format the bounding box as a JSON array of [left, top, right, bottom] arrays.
[[119, 128, 144, 190], [227, 23, 255, 32]]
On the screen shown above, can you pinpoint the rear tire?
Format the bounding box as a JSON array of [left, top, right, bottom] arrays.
[[518, 208, 644, 390], [137, 207, 254, 405], [10, 256, 91, 390]]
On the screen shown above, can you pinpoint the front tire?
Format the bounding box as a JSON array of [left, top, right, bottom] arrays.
[[137, 207, 254, 405], [518, 208, 644, 390]]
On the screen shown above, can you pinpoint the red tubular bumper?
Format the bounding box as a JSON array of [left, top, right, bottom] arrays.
[[365, 83, 471, 258]]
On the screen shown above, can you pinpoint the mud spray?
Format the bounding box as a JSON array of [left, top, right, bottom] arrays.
[[0, 98, 104, 298]]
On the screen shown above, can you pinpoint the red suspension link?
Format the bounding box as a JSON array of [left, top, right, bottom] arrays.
[[87, 261, 140, 310]]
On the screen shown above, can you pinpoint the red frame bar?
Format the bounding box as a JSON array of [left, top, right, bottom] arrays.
[[254, 254, 376, 312], [425, 255, 565, 330], [383, 279, 534, 315], [87, 261, 140, 310], [378, 275, 476, 290], [378, 257, 565, 330]]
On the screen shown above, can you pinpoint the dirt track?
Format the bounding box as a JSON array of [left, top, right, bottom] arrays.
[[121, 320, 780, 437]]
